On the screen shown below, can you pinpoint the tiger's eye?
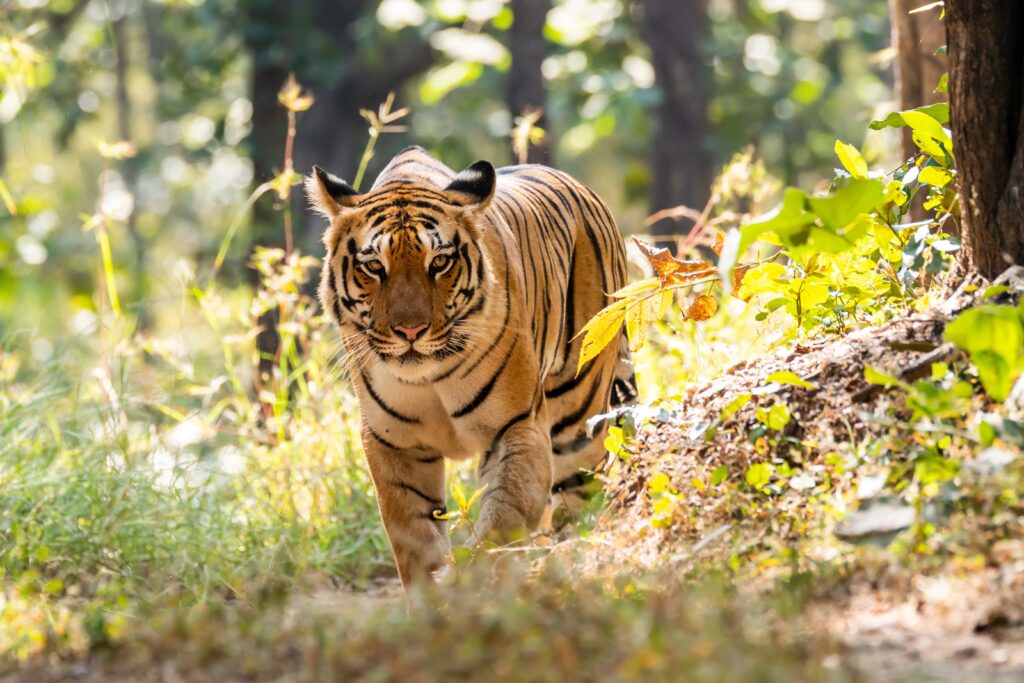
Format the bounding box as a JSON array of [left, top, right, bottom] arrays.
[[431, 254, 452, 270], [361, 259, 384, 275]]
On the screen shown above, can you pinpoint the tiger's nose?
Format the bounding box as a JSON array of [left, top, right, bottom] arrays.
[[393, 322, 429, 342]]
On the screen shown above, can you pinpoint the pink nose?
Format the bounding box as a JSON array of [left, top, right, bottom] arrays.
[[393, 323, 428, 342]]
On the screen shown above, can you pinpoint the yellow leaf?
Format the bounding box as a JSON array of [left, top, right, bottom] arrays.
[[624, 290, 670, 352], [451, 481, 467, 510], [575, 298, 629, 375], [834, 140, 868, 179], [611, 277, 661, 298], [738, 262, 787, 300], [465, 483, 487, 511], [798, 277, 830, 309], [918, 166, 953, 187]]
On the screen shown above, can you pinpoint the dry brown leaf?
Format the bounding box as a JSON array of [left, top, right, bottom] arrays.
[[687, 295, 718, 321], [712, 231, 725, 255], [731, 267, 749, 299], [632, 237, 716, 286]]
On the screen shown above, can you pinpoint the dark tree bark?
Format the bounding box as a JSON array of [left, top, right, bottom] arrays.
[[507, 0, 551, 164], [242, 0, 293, 377], [946, 0, 1024, 279], [639, 0, 712, 246], [889, 0, 947, 161]]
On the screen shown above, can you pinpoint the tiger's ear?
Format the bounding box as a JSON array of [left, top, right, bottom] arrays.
[[444, 160, 496, 211], [305, 165, 360, 219]]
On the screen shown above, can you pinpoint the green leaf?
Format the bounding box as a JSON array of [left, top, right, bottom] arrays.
[[711, 465, 729, 486], [914, 454, 959, 486], [720, 392, 752, 423], [834, 140, 868, 179], [935, 73, 948, 94], [864, 365, 902, 387], [765, 403, 791, 431], [739, 188, 813, 253], [902, 110, 953, 162], [945, 304, 1024, 402], [982, 285, 1011, 300], [419, 60, 484, 105], [765, 371, 819, 389], [807, 179, 885, 232], [745, 463, 773, 490], [869, 103, 949, 130]]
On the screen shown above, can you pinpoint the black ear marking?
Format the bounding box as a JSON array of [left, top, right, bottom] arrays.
[[313, 165, 359, 201], [306, 165, 361, 218], [444, 160, 496, 208]]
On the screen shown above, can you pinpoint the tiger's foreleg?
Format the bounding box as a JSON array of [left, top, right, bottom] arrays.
[[475, 414, 552, 544], [361, 430, 450, 587]]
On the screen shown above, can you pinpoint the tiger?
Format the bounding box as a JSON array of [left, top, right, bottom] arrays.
[[306, 146, 635, 587]]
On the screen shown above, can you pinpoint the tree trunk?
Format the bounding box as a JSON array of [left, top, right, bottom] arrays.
[[112, 13, 150, 327], [243, 0, 295, 378], [507, 0, 551, 164], [946, 0, 1024, 279], [639, 0, 712, 247], [889, 0, 947, 161]]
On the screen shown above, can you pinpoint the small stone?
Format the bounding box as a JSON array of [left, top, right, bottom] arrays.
[[965, 447, 1017, 476], [835, 501, 915, 542]]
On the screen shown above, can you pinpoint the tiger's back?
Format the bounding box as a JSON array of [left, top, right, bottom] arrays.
[[308, 147, 633, 586], [489, 165, 633, 503]]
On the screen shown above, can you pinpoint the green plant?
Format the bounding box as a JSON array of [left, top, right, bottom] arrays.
[[578, 94, 959, 373], [945, 299, 1024, 402]]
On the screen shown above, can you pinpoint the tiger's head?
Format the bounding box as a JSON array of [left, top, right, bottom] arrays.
[[306, 160, 496, 382]]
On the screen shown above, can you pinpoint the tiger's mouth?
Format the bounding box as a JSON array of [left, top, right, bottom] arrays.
[[397, 348, 428, 363]]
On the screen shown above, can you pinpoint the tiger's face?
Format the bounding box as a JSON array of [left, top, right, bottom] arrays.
[[307, 161, 496, 382]]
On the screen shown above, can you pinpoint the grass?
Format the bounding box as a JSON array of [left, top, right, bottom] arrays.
[[7, 561, 860, 683], [0, 294, 391, 659]]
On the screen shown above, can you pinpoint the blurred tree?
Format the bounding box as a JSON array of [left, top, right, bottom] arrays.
[[889, 0, 946, 162], [889, 0, 945, 224], [946, 0, 1024, 279], [639, 0, 712, 245], [111, 12, 150, 326], [508, 0, 551, 163]]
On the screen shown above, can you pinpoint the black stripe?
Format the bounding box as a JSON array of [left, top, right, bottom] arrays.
[[545, 358, 597, 399], [360, 372, 420, 423], [552, 472, 592, 494], [394, 481, 442, 508], [367, 426, 443, 463], [561, 248, 576, 365], [553, 434, 593, 456], [451, 337, 517, 418], [367, 425, 400, 450], [481, 408, 534, 468], [611, 374, 638, 407], [457, 236, 512, 379], [551, 379, 602, 437]]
